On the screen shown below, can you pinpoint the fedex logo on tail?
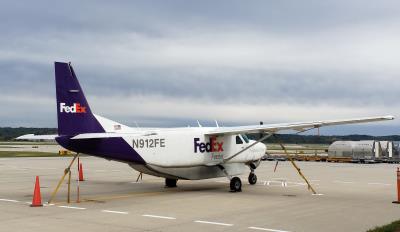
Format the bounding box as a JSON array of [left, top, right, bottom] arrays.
[[60, 103, 87, 113], [194, 137, 224, 153]]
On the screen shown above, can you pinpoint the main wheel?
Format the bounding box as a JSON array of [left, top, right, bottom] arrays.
[[248, 173, 257, 185], [230, 177, 242, 192], [165, 178, 177, 187]]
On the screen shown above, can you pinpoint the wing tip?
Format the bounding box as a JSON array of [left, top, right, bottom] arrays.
[[15, 134, 34, 140], [384, 115, 395, 120]]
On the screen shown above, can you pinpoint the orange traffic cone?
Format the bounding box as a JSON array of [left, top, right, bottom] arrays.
[[393, 167, 400, 204], [31, 176, 42, 207], [78, 163, 84, 181]]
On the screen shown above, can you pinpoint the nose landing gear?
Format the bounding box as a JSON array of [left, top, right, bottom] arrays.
[[248, 173, 257, 185], [248, 161, 258, 185]]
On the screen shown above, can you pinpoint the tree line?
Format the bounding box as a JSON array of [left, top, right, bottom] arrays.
[[1, 127, 399, 144], [0, 127, 58, 141]]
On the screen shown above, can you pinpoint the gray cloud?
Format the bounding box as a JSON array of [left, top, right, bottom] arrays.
[[0, 0, 399, 134]]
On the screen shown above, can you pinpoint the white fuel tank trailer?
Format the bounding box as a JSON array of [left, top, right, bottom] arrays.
[[378, 141, 394, 158], [328, 140, 399, 162], [328, 141, 375, 161]]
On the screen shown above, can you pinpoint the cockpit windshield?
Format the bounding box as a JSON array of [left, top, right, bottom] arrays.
[[241, 134, 250, 143]]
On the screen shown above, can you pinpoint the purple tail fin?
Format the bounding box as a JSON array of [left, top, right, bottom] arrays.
[[55, 62, 104, 136]]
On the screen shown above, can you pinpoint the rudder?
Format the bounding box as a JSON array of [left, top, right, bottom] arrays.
[[55, 62, 104, 135]]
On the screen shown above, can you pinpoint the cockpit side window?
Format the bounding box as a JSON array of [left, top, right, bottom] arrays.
[[236, 135, 243, 144], [241, 134, 250, 143]]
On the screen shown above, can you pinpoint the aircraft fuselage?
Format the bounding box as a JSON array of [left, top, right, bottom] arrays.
[[57, 127, 266, 180]]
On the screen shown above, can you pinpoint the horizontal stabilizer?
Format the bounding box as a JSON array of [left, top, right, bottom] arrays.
[[71, 132, 147, 140], [15, 134, 58, 141]]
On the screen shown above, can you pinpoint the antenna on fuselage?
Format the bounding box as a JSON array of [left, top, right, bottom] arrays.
[[197, 120, 202, 127], [259, 121, 264, 139], [134, 121, 140, 129]]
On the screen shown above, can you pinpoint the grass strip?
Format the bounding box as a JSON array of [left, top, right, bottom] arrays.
[[367, 220, 400, 232], [0, 151, 63, 158]]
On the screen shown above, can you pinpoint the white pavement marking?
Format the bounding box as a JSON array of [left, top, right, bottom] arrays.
[[101, 210, 129, 215], [259, 180, 311, 188], [367, 182, 392, 186], [248, 226, 291, 232], [0, 199, 19, 203], [142, 214, 176, 220], [263, 181, 282, 186], [333, 180, 354, 184], [58, 205, 86, 210], [194, 220, 233, 226]]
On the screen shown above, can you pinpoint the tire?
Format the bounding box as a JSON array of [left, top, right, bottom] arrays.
[[248, 173, 257, 185], [230, 177, 242, 192], [165, 178, 177, 187]]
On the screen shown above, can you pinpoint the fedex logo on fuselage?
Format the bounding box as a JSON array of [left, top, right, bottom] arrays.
[[194, 137, 224, 153], [60, 103, 86, 113]]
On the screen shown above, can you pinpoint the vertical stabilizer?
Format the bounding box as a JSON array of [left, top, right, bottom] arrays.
[[55, 62, 104, 135]]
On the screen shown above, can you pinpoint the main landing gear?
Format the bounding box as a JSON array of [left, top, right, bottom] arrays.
[[229, 172, 257, 192], [228, 163, 259, 192], [218, 165, 251, 192], [230, 177, 242, 192], [165, 178, 177, 188]]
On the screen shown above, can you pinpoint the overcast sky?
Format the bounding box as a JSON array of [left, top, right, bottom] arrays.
[[0, 0, 399, 135]]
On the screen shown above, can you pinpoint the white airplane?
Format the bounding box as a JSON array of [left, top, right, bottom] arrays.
[[18, 62, 395, 192]]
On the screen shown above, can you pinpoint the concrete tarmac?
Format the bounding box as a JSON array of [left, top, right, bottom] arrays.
[[0, 157, 399, 232], [0, 143, 61, 153]]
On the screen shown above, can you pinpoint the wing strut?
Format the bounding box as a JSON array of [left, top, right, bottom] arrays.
[[223, 133, 273, 163], [136, 172, 143, 182], [48, 153, 80, 204], [273, 134, 318, 195]]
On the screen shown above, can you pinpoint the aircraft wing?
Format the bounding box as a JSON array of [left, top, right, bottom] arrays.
[[205, 115, 394, 136], [15, 134, 58, 140], [71, 132, 146, 139], [16, 131, 156, 141]]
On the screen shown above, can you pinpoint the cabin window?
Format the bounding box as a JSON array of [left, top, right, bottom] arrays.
[[241, 134, 250, 143], [236, 135, 243, 144]]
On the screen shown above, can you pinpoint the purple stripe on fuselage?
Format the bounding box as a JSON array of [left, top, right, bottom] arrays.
[[56, 136, 146, 164]]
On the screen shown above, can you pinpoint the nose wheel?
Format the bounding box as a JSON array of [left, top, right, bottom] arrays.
[[230, 177, 242, 192], [248, 173, 257, 185]]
